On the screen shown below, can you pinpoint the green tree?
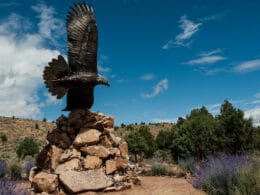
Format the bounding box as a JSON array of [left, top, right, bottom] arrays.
[[125, 130, 148, 163], [156, 129, 174, 150], [171, 106, 217, 161], [138, 126, 157, 157], [216, 100, 255, 153], [16, 137, 39, 159]]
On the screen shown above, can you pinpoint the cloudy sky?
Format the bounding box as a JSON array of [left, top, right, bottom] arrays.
[[0, 0, 260, 126]]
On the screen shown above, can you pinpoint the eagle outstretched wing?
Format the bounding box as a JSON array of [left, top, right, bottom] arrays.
[[43, 3, 109, 110], [67, 3, 98, 73]]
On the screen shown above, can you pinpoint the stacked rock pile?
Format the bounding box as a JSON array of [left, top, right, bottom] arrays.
[[29, 109, 140, 194]]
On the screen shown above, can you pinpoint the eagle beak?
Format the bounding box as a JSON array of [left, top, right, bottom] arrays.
[[98, 75, 110, 87]]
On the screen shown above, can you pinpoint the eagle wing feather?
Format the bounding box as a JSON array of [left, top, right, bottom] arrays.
[[67, 3, 98, 73]]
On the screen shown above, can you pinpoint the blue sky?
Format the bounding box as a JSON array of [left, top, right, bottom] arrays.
[[0, 0, 260, 126]]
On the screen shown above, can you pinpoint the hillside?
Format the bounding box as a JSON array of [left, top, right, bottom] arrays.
[[0, 116, 55, 160], [0, 116, 174, 160], [115, 122, 175, 138]]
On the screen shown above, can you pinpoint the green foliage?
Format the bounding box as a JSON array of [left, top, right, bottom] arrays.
[[121, 123, 126, 128], [154, 149, 172, 162], [9, 163, 22, 180], [171, 106, 217, 161], [0, 133, 7, 142], [232, 162, 260, 194], [192, 155, 260, 195], [156, 129, 174, 150], [42, 118, 47, 122], [167, 101, 259, 161], [16, 137, 39, 159], [178, 157, 197, 173], [216, 100, 255, 153], [151, 164, 167, 176], [125, 130, 148, 162], [138, 126, 157, 157], [126, 124, 134, 131]]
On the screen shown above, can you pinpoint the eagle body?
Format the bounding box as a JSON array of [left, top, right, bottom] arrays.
[[43, 3, 109, 111]]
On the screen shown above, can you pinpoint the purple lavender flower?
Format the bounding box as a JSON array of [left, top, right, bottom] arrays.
[[191, 154, 255, 193], [23, 159, 35, 177], [0, 178, 29, 195], [0, 160, 7, 178]]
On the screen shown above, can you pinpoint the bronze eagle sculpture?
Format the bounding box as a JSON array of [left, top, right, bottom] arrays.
[[43, 2, 110, 111]]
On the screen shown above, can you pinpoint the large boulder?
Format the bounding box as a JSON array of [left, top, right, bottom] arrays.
[[84, 156, 103, 169], [32, 172, 58, 193], [116, 157, 128, 170], [80, 146, 110, 159], [73, 129, 101, 146], [50, 145, 64, 170], [59, 170, 113, 193], [55, 158, 80, 174], [59, 148, 81, 163], [109, 133, 121, 146], [105, 160, 117, 174], [100, 135, 113, 147], [119, 141, 129, 159]]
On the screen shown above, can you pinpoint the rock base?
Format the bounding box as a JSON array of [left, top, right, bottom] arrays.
[[30, 109, 140, 194]]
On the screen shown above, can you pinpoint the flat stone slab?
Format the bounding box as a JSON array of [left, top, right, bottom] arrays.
[[59, 170, 113, 193], [73, 129, 101, 146]]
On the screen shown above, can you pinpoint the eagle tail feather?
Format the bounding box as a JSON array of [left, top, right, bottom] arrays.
[[43, 55, 69, 99]]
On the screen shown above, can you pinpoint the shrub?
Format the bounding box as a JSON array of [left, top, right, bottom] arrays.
[[9, 163, 22, 180], [0, 177, 29, 195], [191, 154, 257, 194], [0, 133, 7, 142], [232, 162, 260, 195], [0, 160, 7, 178], [42, 118, 47, 122], [178, 157, 197, 173], [151, 164, 167, 176], [16, 137, 39, 159], [154, 149, 172, 163]]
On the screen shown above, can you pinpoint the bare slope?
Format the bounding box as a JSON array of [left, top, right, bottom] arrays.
[[0, 116, 55, 159]]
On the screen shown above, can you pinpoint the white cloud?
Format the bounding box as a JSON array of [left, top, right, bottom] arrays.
[[234, 59, 260, 72], [98, 65, 111, 73], [140, 73, 155, 81], [32, 3, 64, 45], [205, 68, 226, 75], [162, 40, 174, 50], [152, 118, 176, 123], [206, 103, 221, 115], [175, 15, 202, 47], [206, 97, 260, 126], [0, 4, 61, 119], [0, 2, 19, 7], [142, 79, 168, 98], [186, 56, 225, 65], [245, 107, 260, 127], [254, 92, 260, 98], [98, 55, 111, 73], [184, 49, 226, 65], [44, 92, 62, 106], [198, 13, 225, 22]]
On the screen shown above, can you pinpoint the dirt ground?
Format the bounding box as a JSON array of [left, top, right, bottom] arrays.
[[21, 176, 205, 195], [100, 176, 205, 195]]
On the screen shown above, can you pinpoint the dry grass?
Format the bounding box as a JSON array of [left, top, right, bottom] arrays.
[[0, 116, 55, 161]]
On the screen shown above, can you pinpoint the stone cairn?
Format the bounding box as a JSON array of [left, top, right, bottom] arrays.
[[29, 109, 140, 194]]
